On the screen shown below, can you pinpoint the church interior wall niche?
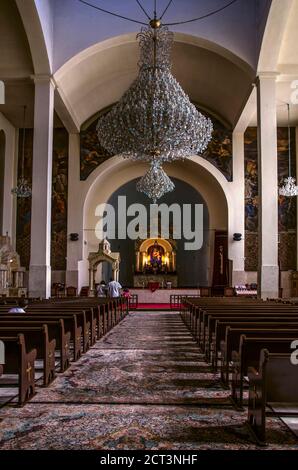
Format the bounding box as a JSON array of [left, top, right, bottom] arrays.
[[80, 108, 232, 182], [105, 178, 210, 288], [16, 127, 69, 271], [244, 127, 297, 271]]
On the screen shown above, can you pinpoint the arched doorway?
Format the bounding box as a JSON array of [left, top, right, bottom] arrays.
[[98, 177, 210, 287], [78, 155, 230, 293]]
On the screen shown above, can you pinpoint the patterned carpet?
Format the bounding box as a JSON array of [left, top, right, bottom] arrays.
[[0, 312, 297, 450]]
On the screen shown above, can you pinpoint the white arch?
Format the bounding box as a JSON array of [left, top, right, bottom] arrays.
[[257, 0, 294, 73], [54, 32, 254, 129], [15, 0, 52, 74], [82, 156, 231, 260]]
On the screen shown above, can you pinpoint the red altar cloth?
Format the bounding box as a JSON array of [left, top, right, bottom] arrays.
[[148, 281, 160, 293]]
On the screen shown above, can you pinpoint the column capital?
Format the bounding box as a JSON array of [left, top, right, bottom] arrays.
[[30, 74, 56, 88], [255, 72, 280, 84]]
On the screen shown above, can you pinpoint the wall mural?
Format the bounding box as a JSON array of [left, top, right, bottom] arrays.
[[16, 129, 33, 270], [16, 128, 69, 271], [51, 129, 69, 270], [80, 119, 111, 180], [245, 127, 297, 271], [80, 109, 233, 181]]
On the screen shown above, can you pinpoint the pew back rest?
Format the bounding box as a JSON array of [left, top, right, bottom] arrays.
[[262, 350, 298, 403]]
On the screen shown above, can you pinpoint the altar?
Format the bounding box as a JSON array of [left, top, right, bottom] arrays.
[[0, 233, 27, 297], [133, 238, 178, 288]]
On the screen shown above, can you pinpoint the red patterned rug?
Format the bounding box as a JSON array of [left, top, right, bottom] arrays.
[[135, 303, 177, 310]]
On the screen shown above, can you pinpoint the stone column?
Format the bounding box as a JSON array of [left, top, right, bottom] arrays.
[[256, 73, 279, 299], [230, 131, 245, 286], [66, 133, 84, 288], [29, 76, 54, 299]]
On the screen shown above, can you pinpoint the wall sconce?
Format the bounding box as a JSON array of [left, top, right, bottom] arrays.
[[70, 233, 79, 241], [233, 233, 242, 241]]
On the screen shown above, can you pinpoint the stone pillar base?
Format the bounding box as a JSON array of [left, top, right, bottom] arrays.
[[258, 265, 279, 299], [29, 265, 51, 299]]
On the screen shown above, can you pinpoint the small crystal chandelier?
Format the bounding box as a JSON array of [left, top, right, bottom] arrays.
[[97, 15, 213, 202], [136, 160, 175, 203], [279, 103, 298, 197], [11, 105, 31, 198]]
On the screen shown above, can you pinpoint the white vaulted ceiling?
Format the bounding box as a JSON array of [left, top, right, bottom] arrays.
[[54, 33, 254, 129]]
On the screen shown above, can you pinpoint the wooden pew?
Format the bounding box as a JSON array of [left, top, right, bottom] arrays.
[[213, 320, 298, 377], [247, 349, 298, 444], [0, 334, 36, 405], [231, 335, 298, 408], [0, 325, 56, 386], [209, 315, 298, 365], [197, 306, 298, 350], [199, 306, 298, 346], [27, 306, 92, 352], [0, 316, 71, 372], [1, 313, 83, 362]]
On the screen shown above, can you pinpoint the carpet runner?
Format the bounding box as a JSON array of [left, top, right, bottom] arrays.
[[0, 312, 297, 450]]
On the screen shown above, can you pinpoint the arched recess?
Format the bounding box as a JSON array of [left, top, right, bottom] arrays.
[[0, 130, 5, 235], [139, 239, 173, 254], [77, 156, 232, 287]]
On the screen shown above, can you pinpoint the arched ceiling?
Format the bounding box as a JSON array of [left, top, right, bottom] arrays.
[[54, 33, 254, 129], [51, 0, 260, 72], [0, 0, 35, 127], [0, 0, 297, 129]]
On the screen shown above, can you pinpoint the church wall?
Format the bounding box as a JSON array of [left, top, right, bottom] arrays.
[[16, 127, 69, 272], [244, 126, 297, 296], [0, 111, 17, 247]]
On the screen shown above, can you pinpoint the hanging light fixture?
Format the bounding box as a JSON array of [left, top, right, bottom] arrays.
[[279, 103, 298, 197], [11, 105, 32, 198], [97, 12, 213, 202], [136, 160, 175, 202]]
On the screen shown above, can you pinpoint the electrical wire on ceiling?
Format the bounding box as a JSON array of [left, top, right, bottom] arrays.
[[77, 0, 240, 26]]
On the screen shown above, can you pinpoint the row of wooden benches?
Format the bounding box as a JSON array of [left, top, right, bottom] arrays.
[[0, 297, 128, 406], [181, 297, 298, 445]]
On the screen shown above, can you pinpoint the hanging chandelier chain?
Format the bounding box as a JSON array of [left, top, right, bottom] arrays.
[[77, 0, 148, 25], [163, 0, 239, 25], [77, 0, 240, 26], [287, 103, 291, 178], [160, 0, 174, 20], [21, 105, 27, 179], [135, 0, 151, 20], [279, 102, 298, 197]]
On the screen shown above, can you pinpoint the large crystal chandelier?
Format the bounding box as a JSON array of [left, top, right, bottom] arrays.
[[97, 17, 213, 201], [279, 103, 298, 197], [11, 106, 31, 198]]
